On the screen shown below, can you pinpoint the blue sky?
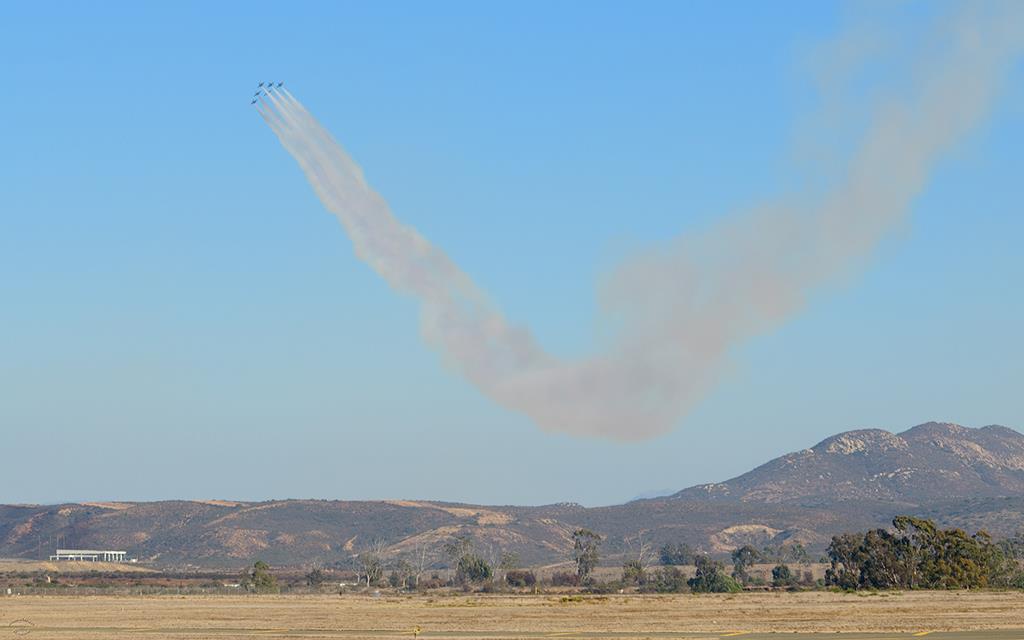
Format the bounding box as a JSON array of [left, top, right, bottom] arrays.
[[2, 1, 1021, 506]]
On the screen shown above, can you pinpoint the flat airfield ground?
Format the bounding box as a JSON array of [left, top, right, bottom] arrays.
[[2, 592, 1024, 639]]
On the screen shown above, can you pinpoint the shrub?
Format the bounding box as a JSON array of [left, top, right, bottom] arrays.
[[650, 566, 688, 593], [550, 571, 580, 587], [505, 569, 537, 588], [455, 554, 492, 584], [660, 542, 696, 566], [305, 567, 325, 587], [244, 560, 279, 593], [688, 557, 742, 593], [772, 564, 796, 588], [621, 559, 645, 586], [584, 580, 622, 594], [419, 574, 446, 590]]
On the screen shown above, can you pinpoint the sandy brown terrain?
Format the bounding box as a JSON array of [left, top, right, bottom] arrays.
[[1, 591, 1023, 639], [0, 559, 153, 574]]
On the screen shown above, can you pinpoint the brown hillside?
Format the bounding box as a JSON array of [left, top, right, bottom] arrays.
[[3, 422, 1021, 568]]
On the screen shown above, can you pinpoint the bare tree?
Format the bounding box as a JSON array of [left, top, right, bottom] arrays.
[[622, 531, 653, 585], [305, 560, 326, 587], [498, 551, 519, 584], [481, 542, 500, 581], [410, 541, 435, 588], [443, 534, 472, 581], [356, 539, 389, 587], [625, 531, 653, 572]]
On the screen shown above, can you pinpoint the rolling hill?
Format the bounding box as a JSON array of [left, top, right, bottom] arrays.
[[3, 422, 1022, 569]]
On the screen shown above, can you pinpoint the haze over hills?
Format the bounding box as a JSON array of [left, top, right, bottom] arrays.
[[2, 422, 1022, 569]]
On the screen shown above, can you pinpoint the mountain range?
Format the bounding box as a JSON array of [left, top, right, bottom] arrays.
[[3, 422, 1022, 569]]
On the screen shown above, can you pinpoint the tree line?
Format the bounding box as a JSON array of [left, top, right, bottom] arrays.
[[825, 516, 1024, 590], [243, 518, 1024, 594]]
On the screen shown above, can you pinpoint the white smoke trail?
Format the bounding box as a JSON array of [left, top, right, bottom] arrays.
[[258, 4, 1023, 440]]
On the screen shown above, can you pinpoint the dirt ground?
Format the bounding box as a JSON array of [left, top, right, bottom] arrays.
[[0, 559, 153, 574], [2, 591, 1024, 639]]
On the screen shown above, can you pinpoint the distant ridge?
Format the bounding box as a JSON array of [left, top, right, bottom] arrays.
[[2, 422, 1022, 568], [672, 422, 1024, 504]]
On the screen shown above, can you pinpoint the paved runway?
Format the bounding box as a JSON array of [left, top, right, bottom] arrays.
[[9, 624, 1024, 639]]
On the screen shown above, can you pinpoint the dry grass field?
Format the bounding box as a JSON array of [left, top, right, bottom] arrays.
[[2, 591, 1024, 639]]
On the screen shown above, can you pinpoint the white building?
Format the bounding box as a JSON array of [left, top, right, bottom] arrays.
[[49, 549, 127, 562]]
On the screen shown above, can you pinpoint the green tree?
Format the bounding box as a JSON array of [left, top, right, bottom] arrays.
[[998, 531, 1024, 560], [731, 545, 762, 584], [621, 559, 645, 586], [650, 566, 688, 593], [455, 554, 492, 584], [978, 531, 1017, 587], [244, 560, 279, 593], [688, 556, 742, 593], [824, 532, 863, 589], [861, 528, 913, 589], [825, 528, 911, 590], [893, 516, 937, 588], [659, 542, 695, 566], [827, 516, 1014, 591], [572, 529, 602, 583], [894, 516, 995, 589], [787, 542, 810, 564], [771, 564, 795, 587]]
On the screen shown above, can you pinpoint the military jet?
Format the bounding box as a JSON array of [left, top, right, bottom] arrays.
[[276, 82, 283, 87], [250, 98, 258, 105], [258, 82, 265, 87]]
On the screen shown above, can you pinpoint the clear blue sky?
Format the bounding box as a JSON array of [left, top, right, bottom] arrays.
[[2, 1, 1021, 506]]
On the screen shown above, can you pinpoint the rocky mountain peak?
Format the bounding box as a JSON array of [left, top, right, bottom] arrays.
[[672, 422, 1024, 505], [813, 428, 908, 455], [900, 421, 971, 439]]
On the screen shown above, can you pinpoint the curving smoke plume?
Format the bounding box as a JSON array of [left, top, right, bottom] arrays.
[[257, 4, 1023, 440]]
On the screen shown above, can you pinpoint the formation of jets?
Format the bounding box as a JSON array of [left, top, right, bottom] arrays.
[[251, 81, 284, 104]]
